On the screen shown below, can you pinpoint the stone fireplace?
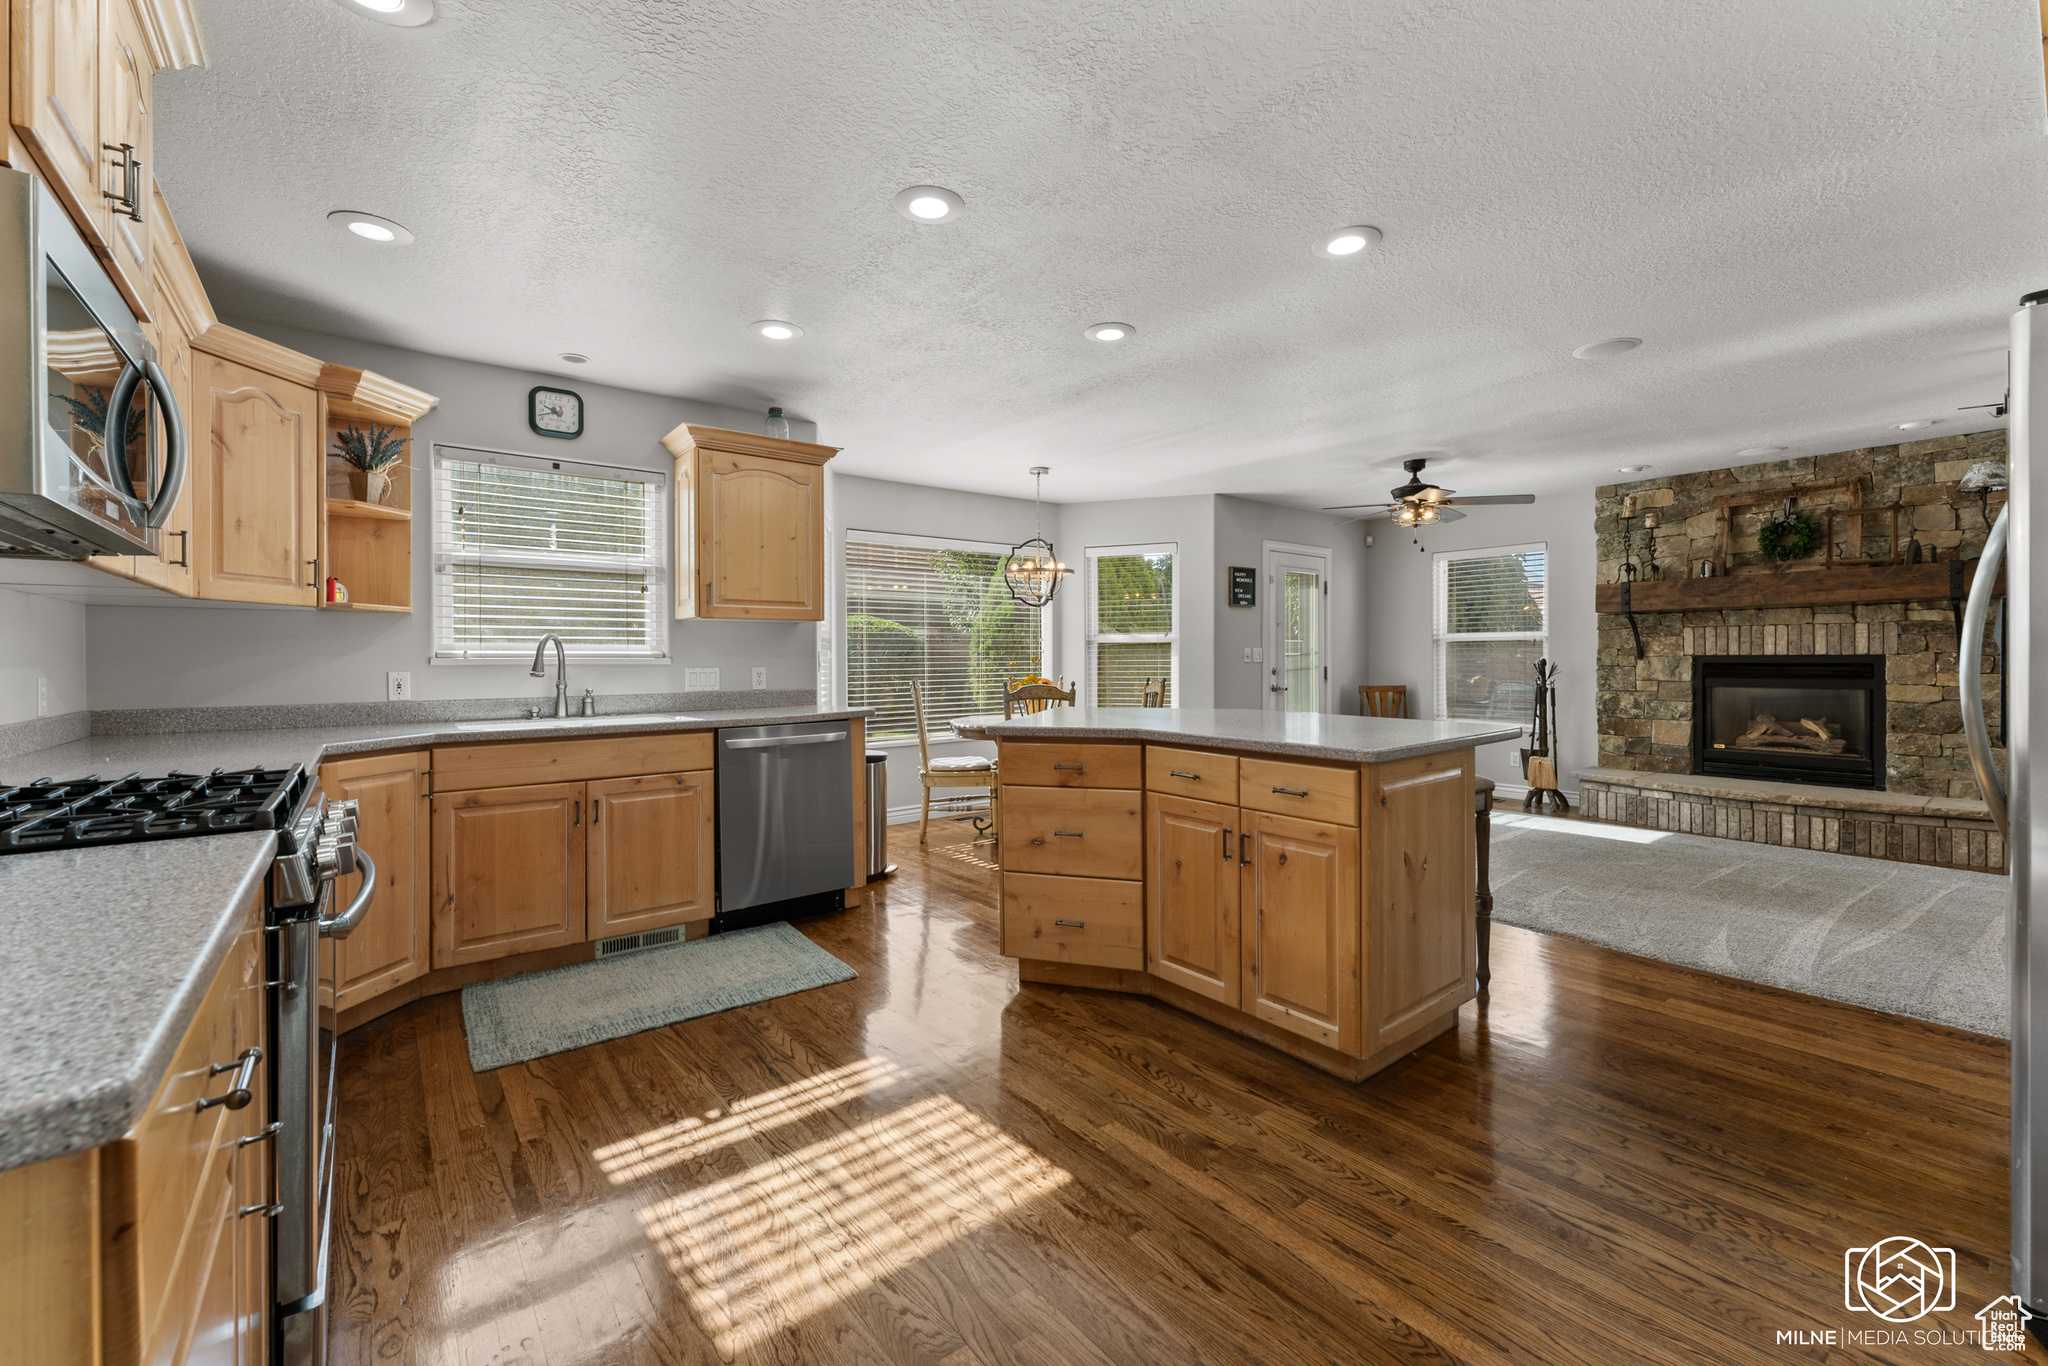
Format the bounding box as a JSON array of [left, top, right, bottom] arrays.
[[1692, 655, 1883, 790], [1579, 430, 2007, 872]]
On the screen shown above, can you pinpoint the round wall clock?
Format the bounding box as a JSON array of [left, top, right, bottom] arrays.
[[529, 386, 584, 438]]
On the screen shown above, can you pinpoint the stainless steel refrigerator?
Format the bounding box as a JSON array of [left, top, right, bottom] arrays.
[[1986, 295, 2047, 1320]]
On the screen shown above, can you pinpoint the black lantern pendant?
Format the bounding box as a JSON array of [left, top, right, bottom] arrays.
[[1002, 466, 1070, 607]]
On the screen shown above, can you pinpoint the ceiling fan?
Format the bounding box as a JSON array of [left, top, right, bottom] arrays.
[[1322, 457, 1535, 525]]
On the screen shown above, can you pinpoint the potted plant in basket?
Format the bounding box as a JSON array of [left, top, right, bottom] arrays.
[[333, 424, 411, 505]]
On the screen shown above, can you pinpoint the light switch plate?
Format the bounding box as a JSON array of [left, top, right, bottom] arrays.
[[685, 667, 720, 691], [387, 671, 411, 702], [1242, 647, 1252, 663], [751, 666, 767, 689], [1252, 647, 1263, 663]]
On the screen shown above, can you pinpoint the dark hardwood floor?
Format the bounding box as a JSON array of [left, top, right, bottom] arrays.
[[330, 819, 2014, 1364]]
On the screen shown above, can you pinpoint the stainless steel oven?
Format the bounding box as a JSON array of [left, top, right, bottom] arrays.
[[0, 166, 186, 558]]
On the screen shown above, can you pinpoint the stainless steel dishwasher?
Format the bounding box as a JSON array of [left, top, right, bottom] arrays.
[[717, 720, 857, 914]]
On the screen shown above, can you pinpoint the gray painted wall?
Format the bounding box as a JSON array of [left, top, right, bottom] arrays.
[[1212, 495, 1369, 711], [0, 588, 87, 725], [1361, 491, 1599, 794], [85, 321, 823, 711]]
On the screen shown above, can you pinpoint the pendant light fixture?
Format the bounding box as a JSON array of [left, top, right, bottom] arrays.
[[1002, 466, 1070, 607]]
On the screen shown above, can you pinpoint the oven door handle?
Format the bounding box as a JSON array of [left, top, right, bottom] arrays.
[[317, 849, 375, 939]]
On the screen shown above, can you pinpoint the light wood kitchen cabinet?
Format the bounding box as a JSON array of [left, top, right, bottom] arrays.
[[1364, 751, 1475, 1054], [10, 0, 105, 255], [432, 780, 588, 968], [95, 0, 151, 313], [320, 750, 429, 1011], [1145, 792, 1239, 1006], [586, 769, 715, 938], [662, 424, 835, 621], [191, 351, 320, 606], [1240, 809, 1358, 1053]]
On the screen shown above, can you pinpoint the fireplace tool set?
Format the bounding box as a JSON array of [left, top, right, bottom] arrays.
[[1521, 658, 1570, 812]]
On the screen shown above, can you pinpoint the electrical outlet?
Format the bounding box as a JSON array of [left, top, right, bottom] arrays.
[[387, 671, 411, 702], [751, 666, 767, 689], [36, 676, 46, 717], [685, 667, 720, 691]]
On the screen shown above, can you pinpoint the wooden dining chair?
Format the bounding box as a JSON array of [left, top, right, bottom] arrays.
[[1003, 677, 1077, 718], [1359, 684, 1409, 718], [1141, 677, 1167, 707], [912, 681, 999, 845]]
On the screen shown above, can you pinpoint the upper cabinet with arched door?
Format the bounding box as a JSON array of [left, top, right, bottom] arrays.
[[663, 424, 835, 620]]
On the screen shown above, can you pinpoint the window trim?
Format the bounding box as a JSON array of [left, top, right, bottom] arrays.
[[429, 442, 670, 664], [1086, 541, 1178, 708], [843, 527, 1052, 742], [1433, 540, 1547, 720]]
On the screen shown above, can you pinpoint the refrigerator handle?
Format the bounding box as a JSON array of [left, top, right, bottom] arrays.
[[1962, 503, 2009, 840]]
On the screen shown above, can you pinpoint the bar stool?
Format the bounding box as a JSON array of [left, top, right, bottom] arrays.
[[1475, 776, 1496, 993]]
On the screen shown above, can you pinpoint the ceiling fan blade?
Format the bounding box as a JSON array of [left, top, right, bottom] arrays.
[[1416, 486, 1458, 501], [1431, 506, 1467, 523], [1439, 494, 1535, 506], [1320, 501, 1398, 512]]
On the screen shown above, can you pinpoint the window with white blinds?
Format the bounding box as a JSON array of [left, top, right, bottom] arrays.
[[432, 445, 667, 661], [845, 532, 1047, 741], [1435, 543, 1546, 721], [1089, 545, 1176, 707]]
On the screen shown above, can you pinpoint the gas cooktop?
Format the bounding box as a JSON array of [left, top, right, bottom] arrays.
[[0, 766, 312, 855]]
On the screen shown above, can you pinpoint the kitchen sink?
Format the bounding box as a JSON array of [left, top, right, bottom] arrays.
[[451, 714, 705, 731]]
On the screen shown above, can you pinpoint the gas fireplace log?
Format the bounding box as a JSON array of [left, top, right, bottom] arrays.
[[1798, 717, 1840, 739], [1732, 735, 1849, 754]]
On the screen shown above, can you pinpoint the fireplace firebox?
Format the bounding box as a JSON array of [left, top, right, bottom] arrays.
[[1691, 655, 1885, 790]]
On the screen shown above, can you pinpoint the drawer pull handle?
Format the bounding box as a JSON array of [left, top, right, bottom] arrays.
[[1169, 770, 1201, 780], [1053, 763, 1085, 772], [1053, 918, 1087, 928], [238, 1121, 282, 1149], [239, 1201, 283, 1220], [1271, 786, 1310, 797], [1053, 830, 1084, 838], [197, 1046, 262, 1113]]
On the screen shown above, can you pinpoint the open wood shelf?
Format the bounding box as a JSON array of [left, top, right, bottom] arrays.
[[319, 599, 412, 614], [1595, 558, 2000, 614], [327, 498, 411, 522]]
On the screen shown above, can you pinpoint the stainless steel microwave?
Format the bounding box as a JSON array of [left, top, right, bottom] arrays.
[[0, 167, 185, 559]]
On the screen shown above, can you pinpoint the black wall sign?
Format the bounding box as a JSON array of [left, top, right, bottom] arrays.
[[1229, 566, 1256, 607]]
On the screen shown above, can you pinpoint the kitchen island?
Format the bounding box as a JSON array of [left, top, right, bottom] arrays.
[[954, 708, 1522, 1081]]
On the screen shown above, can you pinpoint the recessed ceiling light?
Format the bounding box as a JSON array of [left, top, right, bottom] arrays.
[[1895, 419, 1938, 431], [1572, 337, 1641, 360], [1314, 225, 1382, 258], [1616, 465, 1651, 474], [893, 185, 964, 224], [750, 319, 803, 341], [1737, 446, 1786, 458], [335, 0, 432, 25], [558, 353, 589, 365], [1083, 322, 1135, 342], [326, 209, 414, 245]]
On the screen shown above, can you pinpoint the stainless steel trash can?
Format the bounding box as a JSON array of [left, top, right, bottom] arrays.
[[865, 751, 894, 880]]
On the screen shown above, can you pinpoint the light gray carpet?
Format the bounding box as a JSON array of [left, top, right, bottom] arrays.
[[1488, 812, 2010, 1037], [460, 922, 857, 1070]]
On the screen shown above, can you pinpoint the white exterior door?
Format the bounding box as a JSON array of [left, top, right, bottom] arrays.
[[1263, 543, 1331, 713]]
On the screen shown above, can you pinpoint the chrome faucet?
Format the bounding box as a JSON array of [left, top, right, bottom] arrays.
[[529, 633, 569, 717]]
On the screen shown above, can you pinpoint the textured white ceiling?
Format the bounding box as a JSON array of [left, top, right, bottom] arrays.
[[156, 0, 2047, 510]]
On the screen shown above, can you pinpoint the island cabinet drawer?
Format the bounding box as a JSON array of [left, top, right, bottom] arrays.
[[1145, 745, 1239, 803], [997, 742, 1141, 790], [101, 891, 264, 1365], [1001, 787, 1143, 879], [433, 731, 715, 792], [1002, 873, 1144, 969], [1238, 756, 1360, 826]]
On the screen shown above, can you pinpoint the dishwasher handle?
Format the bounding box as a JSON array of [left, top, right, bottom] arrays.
[[724, 732, 848, 749]]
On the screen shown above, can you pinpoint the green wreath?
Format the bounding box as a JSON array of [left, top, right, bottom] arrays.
[[1756, 510, 1820, 562]]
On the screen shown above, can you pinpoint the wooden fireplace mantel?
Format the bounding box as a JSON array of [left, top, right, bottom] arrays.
[[1594, 558, 2000, 615]]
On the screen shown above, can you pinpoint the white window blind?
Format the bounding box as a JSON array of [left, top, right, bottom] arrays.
[[1089, 545, 1175, 707], [1434, 544, 1546, 721], [432, 445, 666, 660], [845, 532, 1047, 741]]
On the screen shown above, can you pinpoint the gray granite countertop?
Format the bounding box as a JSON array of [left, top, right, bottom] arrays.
[[0, 832, 274, 1171], [0, 703, 872, 1172], [951, 707, 1523, 764]]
